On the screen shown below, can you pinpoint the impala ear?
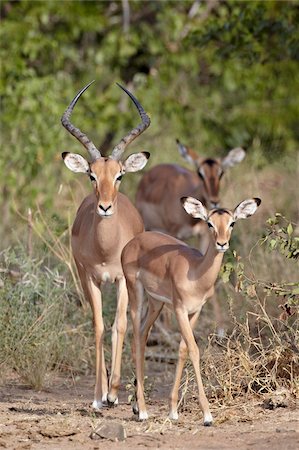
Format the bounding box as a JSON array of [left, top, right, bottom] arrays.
[[181, 196, 208, 221], [221, 147, 246, 169], [176, 139, 200, 167], [122, 152, 150, 173], [233, 198, 261, 220], [62, 152, 89, 173]]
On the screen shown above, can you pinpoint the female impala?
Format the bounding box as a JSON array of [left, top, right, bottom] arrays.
[[136, 139, 245, 251], [121, 196, 261, 424], [61, 81, 150, 409]]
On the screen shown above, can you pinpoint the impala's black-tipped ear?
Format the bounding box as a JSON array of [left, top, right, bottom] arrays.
[[254, 197, 262, 206], [62, 152, 90, 173], [122, 152, 150, 173], [233, 198, 262, 220], [181, 196, 208, 220]]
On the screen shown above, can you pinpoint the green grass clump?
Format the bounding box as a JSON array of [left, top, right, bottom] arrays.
[[0, 246, 94, 389]]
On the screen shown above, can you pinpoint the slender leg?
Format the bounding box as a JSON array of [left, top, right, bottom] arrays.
[[128, 279, 149, 420], [175, 305, 213, 426], [132, 298, 164, 415], [101, 346, 108, 404], [90, 283, 107, 409], [74, 260, 107, 408], [108, 276, 128, 405], [169, 309, 201, 419]]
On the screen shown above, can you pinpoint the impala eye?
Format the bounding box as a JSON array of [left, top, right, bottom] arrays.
[[207, 222, 213, 229], [89, 174, 96, 182], [116, 175, 123, 182], [230, 221, 235, 228]]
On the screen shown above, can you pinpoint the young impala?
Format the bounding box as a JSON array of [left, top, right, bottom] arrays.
[[61, 81, 150, 409], [122, 196, 261, 424], [136, 139, 245, 252]]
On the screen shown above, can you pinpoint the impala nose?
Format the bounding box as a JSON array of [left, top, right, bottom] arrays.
[[98, 203, 113, 217], [216, 241, 229, 252], [99, 204, 111, 212]]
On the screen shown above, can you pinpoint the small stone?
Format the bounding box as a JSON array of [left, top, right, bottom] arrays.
[[90, 422, 126, 442], [263, 388, 291, 410]]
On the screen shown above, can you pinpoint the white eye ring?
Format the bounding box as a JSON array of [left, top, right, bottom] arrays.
[[207, 222, 213, 229], [89, 174, 96, 182]]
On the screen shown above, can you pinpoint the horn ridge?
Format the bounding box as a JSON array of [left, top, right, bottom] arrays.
[[111, 83, 150, 160], [61, 80, 101, 161]]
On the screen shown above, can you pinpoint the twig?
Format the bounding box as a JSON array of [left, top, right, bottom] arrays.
[[122, 0, 130, 34], [27, 208, 33, 258]]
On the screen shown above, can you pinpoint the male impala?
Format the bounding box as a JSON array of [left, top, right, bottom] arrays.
[[122, 196, 261, 424], [61, 81, 150, 409], [136, 140, 245, 251]]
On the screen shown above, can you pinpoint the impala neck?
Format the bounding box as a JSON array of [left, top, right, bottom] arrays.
[[196, 238, 224, 290], [91, 200, 121, 256]]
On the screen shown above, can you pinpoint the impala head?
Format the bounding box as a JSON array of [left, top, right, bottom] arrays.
[[176, 139, 246, 208], [181, 196, 261, 252], [61, 81, 150, 217]]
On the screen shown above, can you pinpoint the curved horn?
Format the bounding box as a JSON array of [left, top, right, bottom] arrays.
[[61, 80, 101, 161], [111, 83, 151, 160]]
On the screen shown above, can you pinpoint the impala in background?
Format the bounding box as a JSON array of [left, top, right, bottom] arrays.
[[136, 139, 246, 252], [136, 140, 246, 334], [122, 196, 261, 424], [61, 81, 150, 409]]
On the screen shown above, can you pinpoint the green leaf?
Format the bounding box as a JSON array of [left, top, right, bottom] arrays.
[[287, 223, 293, 236]]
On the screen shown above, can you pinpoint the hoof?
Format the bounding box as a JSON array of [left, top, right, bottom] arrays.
[[132, 402, 139, 415], [92, 400, 103, 410], [107, 395, 119, 407], [203, 412, 213, 426], [138, 411, 149, 421], [204, 420, 213, 427], [169, 411, 179, 420]]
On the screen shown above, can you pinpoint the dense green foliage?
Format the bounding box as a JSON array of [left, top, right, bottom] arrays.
[[1, 0, 299, 241]]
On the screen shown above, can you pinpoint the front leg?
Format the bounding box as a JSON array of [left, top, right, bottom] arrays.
[[108, 276, 128, 406], [89, 280, 108, 409], [175, 304, 213, 426], [74, 261, 108, 409]]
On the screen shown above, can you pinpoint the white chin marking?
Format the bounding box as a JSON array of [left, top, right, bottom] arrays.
[[169, 411, 179, 420], [92, 400, 103, 410], [139, 411, 149, 421], [97, 210, 113, 218]]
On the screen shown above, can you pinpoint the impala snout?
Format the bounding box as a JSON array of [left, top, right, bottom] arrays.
[[97, 202, 114, 217], [216, 241, 229, 252]]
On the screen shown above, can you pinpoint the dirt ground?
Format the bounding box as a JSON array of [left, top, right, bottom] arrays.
[[0, 369, 298, 450]]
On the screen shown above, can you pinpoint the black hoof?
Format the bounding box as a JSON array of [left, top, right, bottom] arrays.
[[204, 421, 213, 427], [107, 397, 118, 408], [132, 403, 139, 415]]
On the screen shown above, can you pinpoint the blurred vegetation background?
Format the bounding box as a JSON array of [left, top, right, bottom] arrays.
[[1, 0, 299, 241], [0, 1, 298, 390]]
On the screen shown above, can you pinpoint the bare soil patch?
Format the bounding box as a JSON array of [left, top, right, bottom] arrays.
[[0, 372, 298, 450]]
